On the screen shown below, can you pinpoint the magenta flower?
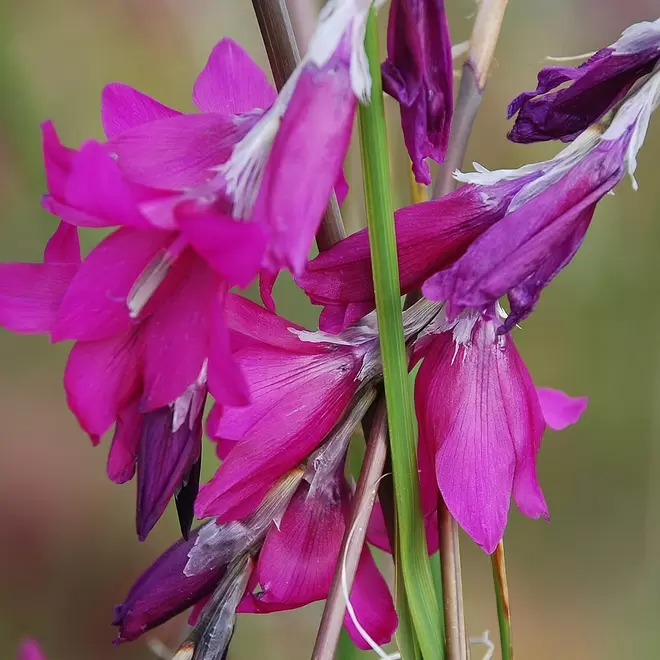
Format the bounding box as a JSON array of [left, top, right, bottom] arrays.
[[17, 640, 46, 660], [243, 475, 397, 649], [508, 18, 660, 143], [382, 0, 453, 184], [194, 294, 380, 521], [298, 175, 536, 332], [414, 308, 587, 553]]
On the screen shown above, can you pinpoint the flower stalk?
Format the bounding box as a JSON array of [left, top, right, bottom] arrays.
[[358, 9, 443, 660], [492, 541, 513, 660]]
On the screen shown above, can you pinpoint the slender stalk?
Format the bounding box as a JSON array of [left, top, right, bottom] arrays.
[[358, 11, 443, 660], [251, 0, 345, 250], [438, 499, 468, 660], [491, 541, 513, 660], [312, 402, 390, 660], [432, 0, 509, 200], [285, 0, 319, 54]]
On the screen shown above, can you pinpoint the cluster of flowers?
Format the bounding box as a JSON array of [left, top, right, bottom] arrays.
[[7, 1, 660, 656]]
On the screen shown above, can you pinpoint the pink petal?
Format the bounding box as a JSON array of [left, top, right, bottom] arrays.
[[344, 546, 398, 650], [536, 387, 588, 431], [0, 263, 77, 334], [101, 83, 180, 139], [255, 481, 344, 609], [335, 169, 349, 206], [18, 640, 46, 660], [253, 61, 356, 275], [110, 113, 242, 189], [65, 140, 156, 229], [43, 222, 81, 264], [107, 400, 141, 484], [207, 288, 251, 408], [193, 39, 276, 115], [41, 121, 74, 200], [259, 270, 277, 312], [415, 322, 545, 554], [52, 227, 172, 342], [176, 207, 268, 288], [64, 330, 142, 441], [196, 344, 360, 520], [141, 255, 215, 410], [318, 301, 375, 334]]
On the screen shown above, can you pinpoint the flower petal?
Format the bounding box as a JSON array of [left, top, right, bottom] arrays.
[[107, 400, 141, 484], [101, 82, 180, 139], [193, 38, 276, 115], [536, 387, 588, 431], [18, 640, 46, 660], [110, 112, 243, 189], [344, 546, 398, 650], [43, 222, 81, 264], [52, 227, 172, 342], [0, 263, 77, 334], [64, 330, 142, 442]]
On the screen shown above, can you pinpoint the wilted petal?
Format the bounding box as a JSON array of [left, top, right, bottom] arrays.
[[136, 398, 204, 541], [537, 387, 588, 431], [382, 0, 453, 184], [101, 82, 180, 139], [508, 20, 660, 143], [64, 330, 142, 442], [193, 38, 276, 115], [0, 263, 77, 334], [113, 527, 226, 642], [254, 55, 357, 275]]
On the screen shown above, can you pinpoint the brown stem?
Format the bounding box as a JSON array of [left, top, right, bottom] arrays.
[[251, 0, 345, 250], [432, 0, 509, 200], [312, 402, 389, 660], [438, 498, 469, 660]]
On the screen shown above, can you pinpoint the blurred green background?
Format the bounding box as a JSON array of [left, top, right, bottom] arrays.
[[1, 0, 659, 658]]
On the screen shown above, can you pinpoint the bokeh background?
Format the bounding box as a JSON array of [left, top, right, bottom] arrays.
[[1, 0, 659, 658]]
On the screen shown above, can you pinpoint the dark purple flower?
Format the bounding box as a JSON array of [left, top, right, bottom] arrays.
[[508, 19, 660, 143], [382, 0, 453, 183]]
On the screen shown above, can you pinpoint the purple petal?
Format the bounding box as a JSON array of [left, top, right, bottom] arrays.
[[101, 83, 181, 139], [41, 121, 74, 200], [415, 321, 545, 553], [113, 527, 225, 642], [193, 38, 276, 115], [537, 387, 588, 431], [17, 640, 46, 660], [136, 398, 204, 541], [508, 46, 660, 143], [43, 222, 81, 264], [382, 0, 453, 184], [253, 58, 356, 275]]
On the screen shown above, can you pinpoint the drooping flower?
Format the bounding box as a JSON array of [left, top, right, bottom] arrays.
[[424, 70, 660, 329], [194, 294, 381, 521], [17, 640, 46, 660], [298, 172, 541, 332], [414, 307, 587, 553], [382, 0, 453, 184], [508, 18, 660, 143]]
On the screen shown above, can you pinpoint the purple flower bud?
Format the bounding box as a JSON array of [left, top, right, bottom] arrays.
[[508, 19, 660, 143], [382, 0, 453, 184]]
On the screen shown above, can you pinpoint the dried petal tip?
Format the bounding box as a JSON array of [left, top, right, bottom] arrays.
[[382, 0, 454, 184], [172, 643, 195, 660]]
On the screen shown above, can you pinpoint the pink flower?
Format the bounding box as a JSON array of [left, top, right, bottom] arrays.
[[17, 640, 46, 660], [414, 308, 587, 553], [195, 295, 380, 521]]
